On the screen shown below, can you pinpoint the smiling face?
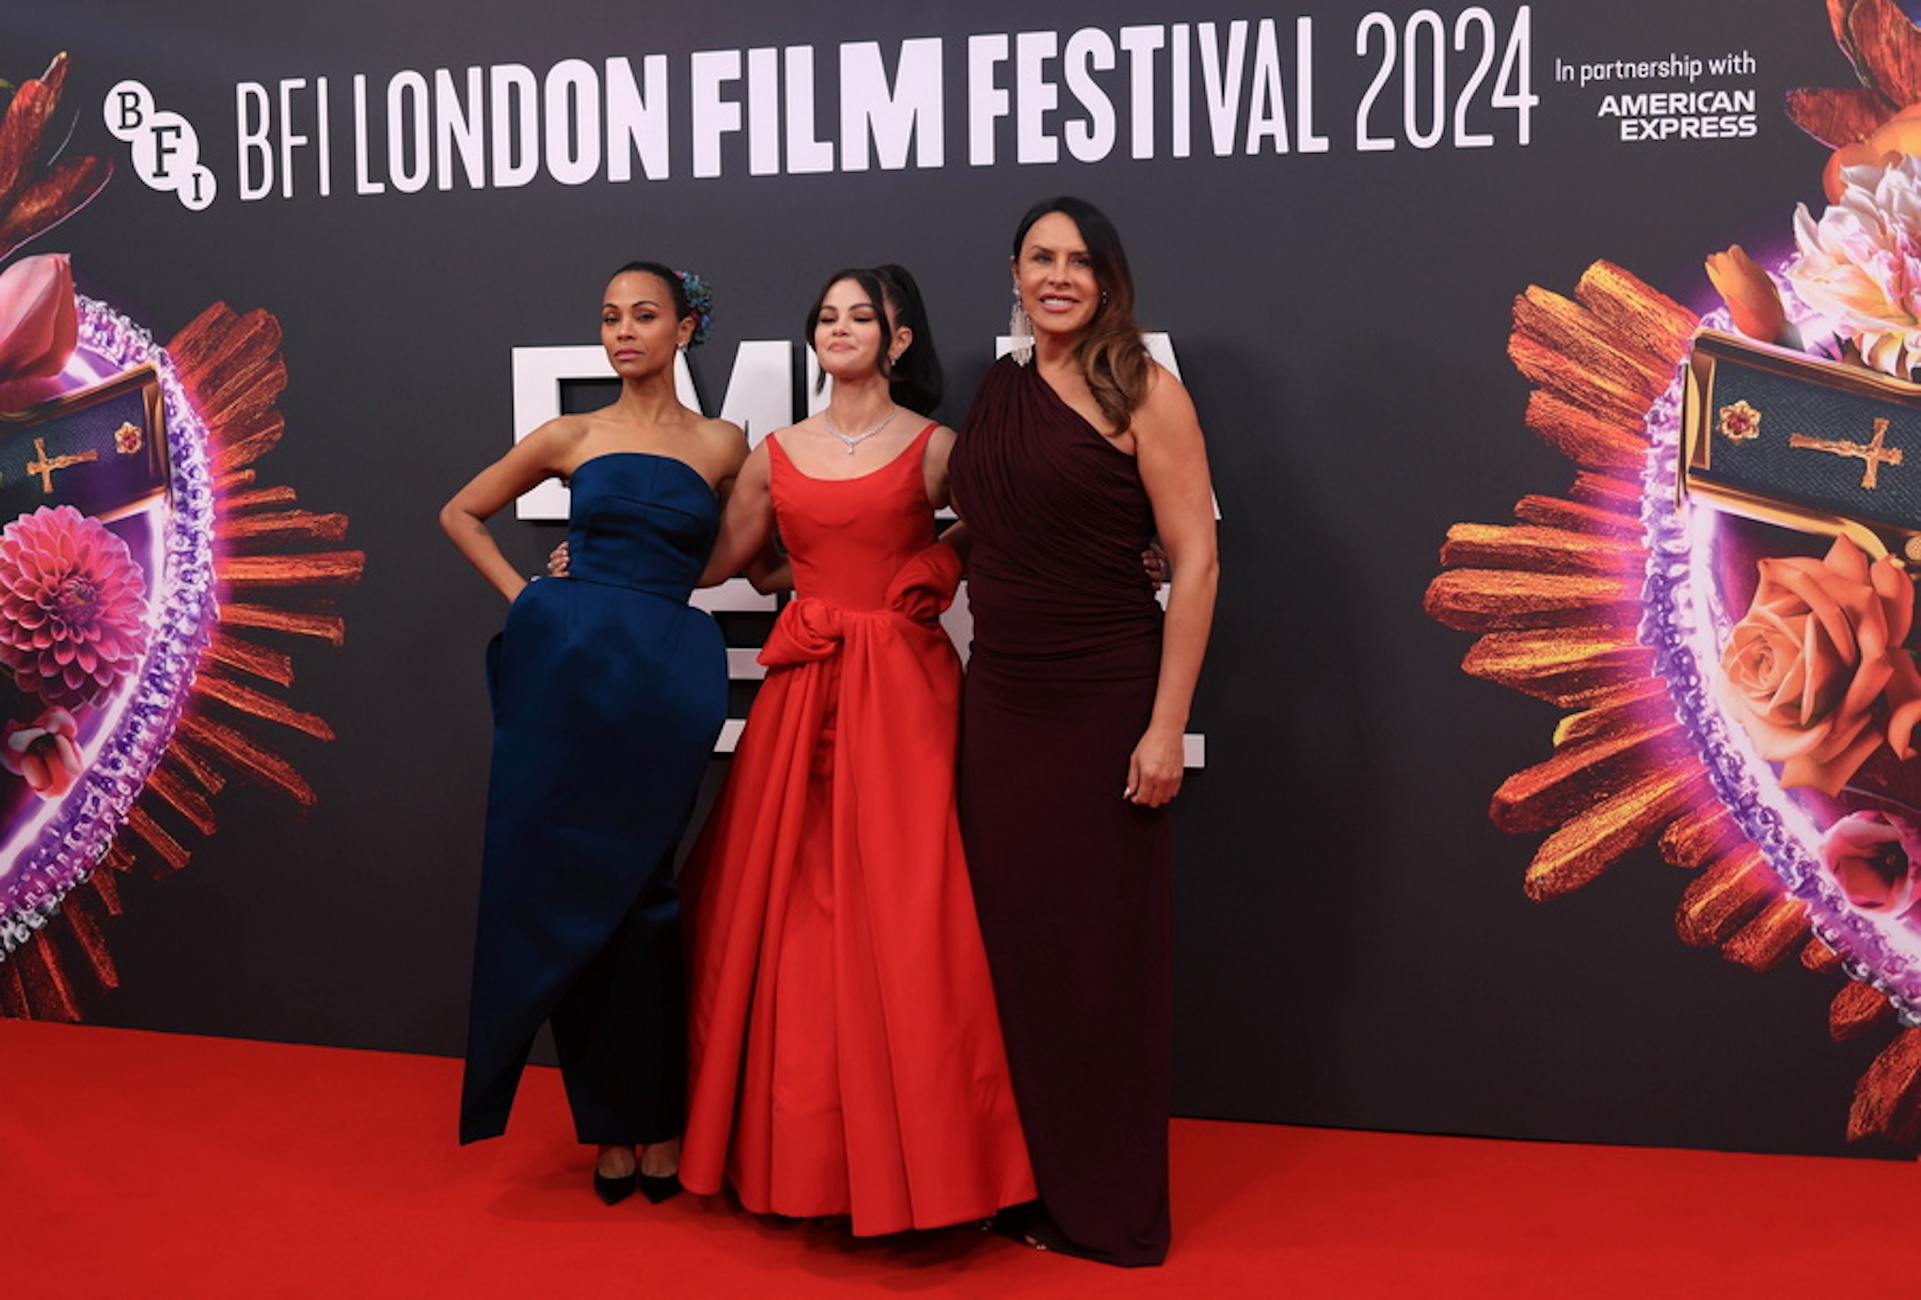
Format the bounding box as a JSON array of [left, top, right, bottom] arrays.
[[600, 270, 692, 379], [812, 276, 907, 382], [1013, 210, 1102, 343]]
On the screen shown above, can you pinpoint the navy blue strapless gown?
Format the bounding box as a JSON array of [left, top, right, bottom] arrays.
[[460, 453, 726, 1145]]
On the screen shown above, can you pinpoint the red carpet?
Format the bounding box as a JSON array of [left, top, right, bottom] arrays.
[[4, 1019, 1914, 1298]]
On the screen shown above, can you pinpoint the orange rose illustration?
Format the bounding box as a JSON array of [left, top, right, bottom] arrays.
[[1718, 536, 1921, 795]]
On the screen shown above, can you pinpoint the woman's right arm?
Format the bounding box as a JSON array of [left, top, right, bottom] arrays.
[[697, 440, 776, 587], [742, 538, 793, 594], [439, 420, 576, 602]]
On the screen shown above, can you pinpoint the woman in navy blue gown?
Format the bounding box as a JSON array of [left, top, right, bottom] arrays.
[[440, 262, 745, 1203]]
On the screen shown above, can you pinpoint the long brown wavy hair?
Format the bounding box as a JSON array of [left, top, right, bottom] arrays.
[[1010, 195, 1149, 433]]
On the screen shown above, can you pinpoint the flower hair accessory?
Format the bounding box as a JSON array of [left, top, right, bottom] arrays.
[[676, 270, 714, 347]]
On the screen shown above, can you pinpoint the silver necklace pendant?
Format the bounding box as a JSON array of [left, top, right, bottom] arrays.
[[823, 407, 898, 454]]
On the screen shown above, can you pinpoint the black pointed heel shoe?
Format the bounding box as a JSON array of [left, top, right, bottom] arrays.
[[637, 1171, 682, 1204], [594, 1170, 638, 1205]]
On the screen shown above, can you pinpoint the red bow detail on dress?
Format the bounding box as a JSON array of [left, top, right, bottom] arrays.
[[759, 542, 962, 669]]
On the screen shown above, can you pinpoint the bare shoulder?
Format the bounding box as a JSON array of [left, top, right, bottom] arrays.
[[1133, 361, 1202, 445], [520, 413, 594, 466], [1140, 361, 1197, 420], [922, 421, 958, 480], [695, 414, 746, 444], [696, 415, 750, 468], [738, 433, 775, 480], [762, 419, 809, 453]]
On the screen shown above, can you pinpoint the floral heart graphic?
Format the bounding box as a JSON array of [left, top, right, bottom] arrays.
[[0, 53, 365, 1020], [1428, 0, 1921, 1148]]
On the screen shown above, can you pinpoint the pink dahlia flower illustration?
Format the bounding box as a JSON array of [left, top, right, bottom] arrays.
[[0, 505, 149, 710]]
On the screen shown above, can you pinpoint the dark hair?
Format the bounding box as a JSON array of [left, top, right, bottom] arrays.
[[610, 260, 713, 345], [613, 260, 690, 317], [803, 264, 944, 415], [1010, 196, 1148, 430]]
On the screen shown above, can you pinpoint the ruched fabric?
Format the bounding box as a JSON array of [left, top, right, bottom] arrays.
[[949, 357, 1173, 1266]]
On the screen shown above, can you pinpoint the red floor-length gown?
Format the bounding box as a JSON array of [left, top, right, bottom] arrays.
[[949, 356, 1175, 1266], [679, 422, 1034, 1235]]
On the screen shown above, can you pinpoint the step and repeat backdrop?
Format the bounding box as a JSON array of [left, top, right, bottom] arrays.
[[7, 0, 1921, 1157]]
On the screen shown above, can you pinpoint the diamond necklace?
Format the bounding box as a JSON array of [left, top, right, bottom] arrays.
[[822, 406, 898, 454]]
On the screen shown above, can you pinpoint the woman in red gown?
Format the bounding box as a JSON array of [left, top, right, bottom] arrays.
[[678, 265, 1034, 1234], [948, 197, 1219, 1266]]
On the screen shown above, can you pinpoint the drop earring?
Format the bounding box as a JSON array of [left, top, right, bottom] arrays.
[[1010, 286, 1034, 367]]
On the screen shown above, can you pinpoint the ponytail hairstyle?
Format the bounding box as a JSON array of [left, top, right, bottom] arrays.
[[1010, 196, 1148, 431], [803, 264, 946, 416], [872, 263, 943, 415]]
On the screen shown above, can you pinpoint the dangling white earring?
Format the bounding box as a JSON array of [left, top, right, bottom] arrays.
[[1010, 286, 1034, 367]]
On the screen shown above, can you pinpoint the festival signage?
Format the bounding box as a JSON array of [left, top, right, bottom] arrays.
[[5, 0, 1913, 1161]]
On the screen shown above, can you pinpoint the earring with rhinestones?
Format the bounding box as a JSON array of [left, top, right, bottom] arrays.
[[1010, 286, 1034, 366]]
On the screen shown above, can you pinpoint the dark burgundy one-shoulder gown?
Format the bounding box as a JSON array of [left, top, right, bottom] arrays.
[[949, 356, 1173, 1267]]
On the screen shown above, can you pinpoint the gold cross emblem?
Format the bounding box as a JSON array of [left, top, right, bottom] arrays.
[[1788, 418, 1904, 489], [25, 436, 99, 494]]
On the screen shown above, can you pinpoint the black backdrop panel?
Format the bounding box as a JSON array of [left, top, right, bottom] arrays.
[[0, 0, 1899, 1157]]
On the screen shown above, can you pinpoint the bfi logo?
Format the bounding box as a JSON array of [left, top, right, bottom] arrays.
[[511, 336, 1207, 766], [103, 81, 217, 211]]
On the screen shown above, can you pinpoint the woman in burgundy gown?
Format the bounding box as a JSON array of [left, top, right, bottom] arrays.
[[677, 266, 1034, 1234], [948, 197, 1219, 1266]]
